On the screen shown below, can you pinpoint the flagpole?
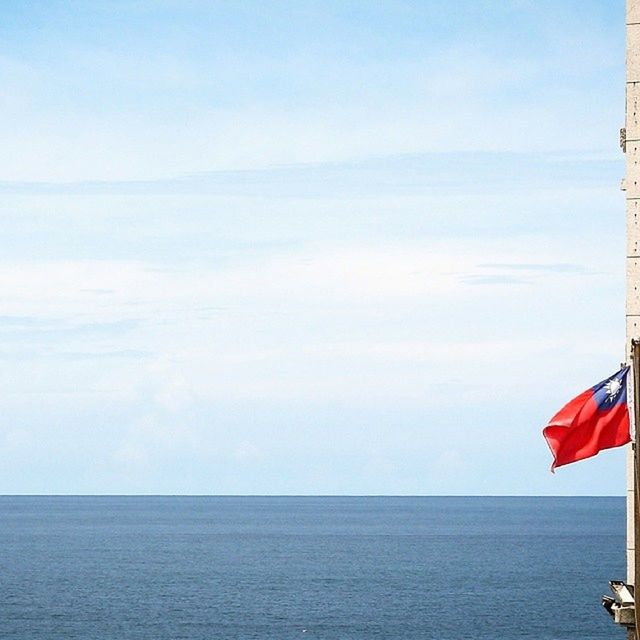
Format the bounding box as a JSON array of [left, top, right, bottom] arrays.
[[632, 341, 640, 639]]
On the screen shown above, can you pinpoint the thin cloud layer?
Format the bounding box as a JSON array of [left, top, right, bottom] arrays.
[[0, 1, 628, 494]]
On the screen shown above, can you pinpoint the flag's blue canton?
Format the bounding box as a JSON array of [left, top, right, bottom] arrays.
[[592, 366, 629, 411]]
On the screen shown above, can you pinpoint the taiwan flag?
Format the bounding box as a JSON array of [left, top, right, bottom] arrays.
[[543, 366, 631, 471]]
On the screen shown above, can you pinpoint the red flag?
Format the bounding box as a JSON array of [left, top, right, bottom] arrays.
[[543, 366, 631, 471]]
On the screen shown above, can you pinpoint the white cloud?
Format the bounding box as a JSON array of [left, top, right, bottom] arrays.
[[0, 9, 620, 184], [0, 234, 619, 410], [0, 0, 626, 493]]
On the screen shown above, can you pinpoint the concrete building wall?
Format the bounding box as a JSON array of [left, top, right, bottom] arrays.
[[627, 0, 640, 586]]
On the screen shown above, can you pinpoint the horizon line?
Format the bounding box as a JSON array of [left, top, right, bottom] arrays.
[[0, 494, 625, 498]]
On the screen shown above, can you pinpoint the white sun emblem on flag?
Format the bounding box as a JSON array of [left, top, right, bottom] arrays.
[[604, 378, 622, 402]]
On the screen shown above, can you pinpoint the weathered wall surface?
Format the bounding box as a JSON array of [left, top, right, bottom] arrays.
[[627, 0, 640, 586]]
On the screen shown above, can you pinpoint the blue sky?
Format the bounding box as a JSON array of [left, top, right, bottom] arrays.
[[0, 1, 630, 494]]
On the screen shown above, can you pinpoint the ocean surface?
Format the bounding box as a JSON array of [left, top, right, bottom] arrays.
[[0, 496, 627, 639]]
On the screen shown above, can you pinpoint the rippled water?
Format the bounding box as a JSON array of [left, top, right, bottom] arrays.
[[0, 496, 626, 639]]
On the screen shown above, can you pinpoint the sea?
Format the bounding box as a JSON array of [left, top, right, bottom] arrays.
[[0, 496, 627, 640]]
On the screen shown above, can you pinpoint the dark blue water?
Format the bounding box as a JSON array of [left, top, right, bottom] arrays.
[[0, 497, 627, 639]]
